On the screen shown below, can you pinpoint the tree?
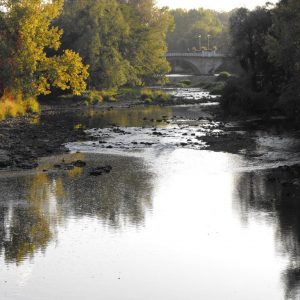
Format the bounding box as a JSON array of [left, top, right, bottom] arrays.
[[58, 0, 130, 89], [265, 0, 300, 114], [58, 0, 173, 89], [265, 0, 300, 81], [167, 8, 231, 53], [229, 7, 273, 90], [0, 0, 88, 98], [122, 0, 174, 85]]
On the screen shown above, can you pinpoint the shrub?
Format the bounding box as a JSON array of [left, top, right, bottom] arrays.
[[220, 78, 274, 115], [82, 89, 118, 104], [101, 89, 118, 102], [275, 76, 300, 119], [217, 71, 231, 81], [140, 89, 171, 103], [153, 90, 171, 102], [140, 89, 153, 101], [210, 82, 226, 95], [83, 90, 103, 104], [197, 81, 225, 95], [0, 90, 40, 121], [175, 79, 192, 88], [179, 79, 192, 86], [24, 97, 40, 113]]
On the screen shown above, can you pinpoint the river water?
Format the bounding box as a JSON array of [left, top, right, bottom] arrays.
[[1, 87, 300, 299]]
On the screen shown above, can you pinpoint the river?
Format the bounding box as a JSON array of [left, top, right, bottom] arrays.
[[1, 83, 300, 299]]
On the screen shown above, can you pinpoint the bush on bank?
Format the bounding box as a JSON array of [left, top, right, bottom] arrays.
[[220, 78, 274, 115], [217, 71, 232, 81], [80, 89, 119, 105], [0, 91, 40, 121], [140, 89, 171, 103]]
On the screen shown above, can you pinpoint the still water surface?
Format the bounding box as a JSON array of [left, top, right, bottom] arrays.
[[1, 100, 300, 299]]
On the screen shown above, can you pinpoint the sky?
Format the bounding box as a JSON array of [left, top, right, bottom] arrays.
[[156, 0, 278, 11]]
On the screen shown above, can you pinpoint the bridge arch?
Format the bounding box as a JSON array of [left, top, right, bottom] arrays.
[[166, 52, 231, 75], [168, 58, 200, 75]]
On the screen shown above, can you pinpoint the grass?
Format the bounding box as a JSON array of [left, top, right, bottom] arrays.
[[140, 88, 171, 103], [175, 79, 192, 88], [0, 90, 40, 121], [118, 87, 140, 99], [80, 89, 119, 105]]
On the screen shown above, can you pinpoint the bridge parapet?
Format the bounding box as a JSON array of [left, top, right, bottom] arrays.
[[166, 52, 226, 58]]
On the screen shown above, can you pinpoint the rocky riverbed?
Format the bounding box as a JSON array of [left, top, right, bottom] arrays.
[[0, 83, 299, 172], [1, 90, 300, 173]]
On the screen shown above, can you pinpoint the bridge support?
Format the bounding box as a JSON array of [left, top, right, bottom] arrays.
[[166, 52, 236, 75]]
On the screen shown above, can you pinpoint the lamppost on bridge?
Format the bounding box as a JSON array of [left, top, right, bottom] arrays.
[[207, 34, 211, 51], [198, 35, 202, 51]]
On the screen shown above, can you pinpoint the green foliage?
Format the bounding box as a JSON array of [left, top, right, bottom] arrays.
[[229, 7, 273, 90], [0, 0, 89, 98], [176, 82, 189, 88], [118, 87, 140, 99], [82, 90, 104, 105], [197, 81, 225, 95], [220, 78, 273, 114], [101, 89, 118, 102], [265, 0, 300, 83], [180, 79, 192, 86], [58, 0, 173, 89], [80, 89, 118, 105], [175, 80, 192, 88], [167, 8, 232, 52], [276, 76, 300, 117], [140, 89, 171, 103], [223, 1, 300, 118], [217, 72, 231, 81]]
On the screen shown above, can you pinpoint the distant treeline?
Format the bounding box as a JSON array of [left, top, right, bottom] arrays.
[[167, 8, 232, 53], [222, 0, 300, 118]]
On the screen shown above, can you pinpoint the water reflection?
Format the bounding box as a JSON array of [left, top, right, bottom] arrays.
[[233, 167, 300, 299], [0, 176, 52, 265], [42, 105, 173, 130], [2, 148, 300, 299], [0, 153, 154, 264]]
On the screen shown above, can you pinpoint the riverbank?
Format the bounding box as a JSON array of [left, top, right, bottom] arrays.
[[1, 85, 300, 171]]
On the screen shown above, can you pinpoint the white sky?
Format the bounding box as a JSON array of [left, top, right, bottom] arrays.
[[156, 0, 278, 11]]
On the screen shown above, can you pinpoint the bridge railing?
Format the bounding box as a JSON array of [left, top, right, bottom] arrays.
[[166, 52, 226, 58]]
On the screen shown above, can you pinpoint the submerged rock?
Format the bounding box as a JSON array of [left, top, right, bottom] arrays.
[[89, 165, 112, 176], [73, 160, 86, 168]]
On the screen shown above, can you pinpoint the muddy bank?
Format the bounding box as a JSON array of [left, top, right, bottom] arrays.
[[0, 104, 87, 170]]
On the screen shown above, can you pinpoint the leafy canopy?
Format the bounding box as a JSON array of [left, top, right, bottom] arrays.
[[0, 0, 89, 97], [58, 0, 173, 89]]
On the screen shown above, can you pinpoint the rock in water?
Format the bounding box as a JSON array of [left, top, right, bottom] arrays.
[[89, 165, 112, 176], [73, 160, 86, 168]]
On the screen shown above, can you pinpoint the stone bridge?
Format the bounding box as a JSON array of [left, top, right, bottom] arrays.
[[166, 52, 235, 75]]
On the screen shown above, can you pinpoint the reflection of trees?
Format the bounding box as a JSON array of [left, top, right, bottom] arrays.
[[86, 105, 172, 128], [0, 177, 52, 265], [42, 105, 173, 130], [233, 168, 300, 300], [0, 154, 154, 264], [61, 155, 154, 228]]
